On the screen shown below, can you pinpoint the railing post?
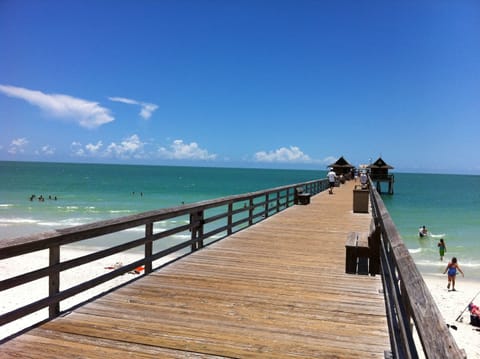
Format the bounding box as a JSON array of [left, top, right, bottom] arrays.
[[276, 191, 280, 213], [249, 198, 254, 225], [145, 223, 153, 274], [190, 210, 204, 252], [49, 245, 60, 319], [264, 193, 269, 218], [228, 203, 233, 235], [190, 212, 196, 252]]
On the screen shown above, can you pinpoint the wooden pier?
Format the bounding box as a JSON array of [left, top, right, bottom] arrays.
[[1, 181, 391, 358]]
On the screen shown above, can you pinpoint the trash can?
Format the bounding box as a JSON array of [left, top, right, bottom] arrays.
[[353, 185, 369, 213]]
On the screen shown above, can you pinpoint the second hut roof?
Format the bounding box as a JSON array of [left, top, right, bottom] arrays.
[[367, 157, 394, 169], [329, 156, 354, 168]]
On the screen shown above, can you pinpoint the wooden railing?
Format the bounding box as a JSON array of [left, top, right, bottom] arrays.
[[369, 180, 465, 359], [0, 178, 329, 339]]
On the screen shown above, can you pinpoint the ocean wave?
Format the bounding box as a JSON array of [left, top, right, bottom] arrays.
[[60, 218, 92, 226], [429, 233, 445, 238], [0, 204, 14, 208], [0, 218, 38, 224], [408, 248, 422, 254], [38, 221, 63, 227]]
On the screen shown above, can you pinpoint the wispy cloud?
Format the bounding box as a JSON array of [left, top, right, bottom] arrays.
[[0, 84, 114, 129], [254, 146, 312, 163], [158, 139, 217, 160], [109, 96, 158, 119], [8, 137, 29, 154]]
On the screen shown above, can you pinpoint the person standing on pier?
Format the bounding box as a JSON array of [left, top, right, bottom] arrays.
[[327, 168, 336, 194], [360, 171, 368, 189]]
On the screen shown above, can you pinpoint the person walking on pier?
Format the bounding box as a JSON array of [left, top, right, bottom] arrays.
[[444, 257, 464, 291], [327, 168, 336, 194]]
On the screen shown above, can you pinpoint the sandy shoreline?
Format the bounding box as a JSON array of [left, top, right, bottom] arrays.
[[420, 274, 480, 358], [1, 248, 480, 357]]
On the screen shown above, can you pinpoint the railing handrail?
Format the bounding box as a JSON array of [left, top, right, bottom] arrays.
[[0, 179, 325, 258], [369, 179, 465, 358], [0, 178, 329, 340]]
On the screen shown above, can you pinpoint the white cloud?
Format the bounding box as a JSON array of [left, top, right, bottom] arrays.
[[8, 137, 29, 154], [158, 139, 217, 160], [0, 84, 114, 129], [71, 135, 145, 159], [109, 96, 158, 119], [39, 145, 55, 155], [105, 135, 145, 158], [71, 141, 84, 156], [106, 135, 144, 157], [108, 97, 138, 105], [254, 146, 311, 163], [85, 141, 103, 154]]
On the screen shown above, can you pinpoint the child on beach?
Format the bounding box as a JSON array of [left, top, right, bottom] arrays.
[[443, 257, 464, 291], [438, 238, 446, 261]]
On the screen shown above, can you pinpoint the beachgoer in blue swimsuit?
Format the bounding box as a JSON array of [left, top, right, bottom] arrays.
[[443, 257, 464, 291]]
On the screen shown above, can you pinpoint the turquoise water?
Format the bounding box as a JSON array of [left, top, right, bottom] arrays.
[[1, 161, 479, 277], [381, 173, 480, 278], [0, 161, 322, 238]]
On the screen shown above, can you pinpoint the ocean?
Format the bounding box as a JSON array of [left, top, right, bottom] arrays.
[[1, 161, 479, 278]]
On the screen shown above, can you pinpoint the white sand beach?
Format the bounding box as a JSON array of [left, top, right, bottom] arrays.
[[0, 247, 177, 341], [1, 248, 480, 357], [421, 274, 480, 358]]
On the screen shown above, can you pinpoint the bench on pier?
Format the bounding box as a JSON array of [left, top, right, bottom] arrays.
[[345, 220, 381, 275], [294, 186, 311, 205], [345, 232, 370, 275]]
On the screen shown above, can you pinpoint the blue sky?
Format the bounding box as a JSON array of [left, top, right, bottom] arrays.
[[1, 1, 479, 174]]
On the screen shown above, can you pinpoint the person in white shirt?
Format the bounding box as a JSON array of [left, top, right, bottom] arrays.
[[360, 172, 368, 189], [327, 169, 337, 194]]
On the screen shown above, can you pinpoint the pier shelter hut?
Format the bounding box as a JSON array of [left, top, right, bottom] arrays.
[[329, 156, 355, 181], [368, 157, 394, 194]]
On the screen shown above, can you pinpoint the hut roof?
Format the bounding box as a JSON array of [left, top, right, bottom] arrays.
[[329, 156, 354, 168], [367, 157, 394, 169]]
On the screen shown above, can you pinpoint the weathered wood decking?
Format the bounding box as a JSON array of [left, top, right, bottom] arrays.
[[2, 180, 390, 358]]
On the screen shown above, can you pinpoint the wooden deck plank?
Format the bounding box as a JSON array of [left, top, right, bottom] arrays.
[[1, 180, 390, 358]]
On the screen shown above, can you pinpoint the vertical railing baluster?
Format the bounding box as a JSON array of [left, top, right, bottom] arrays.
[[191, 210, 204, 251], [276, 191, 280, 213], [49, 245, 60, 318], [249, 197, 254, 225], [264, 193, 269, 218], [197, 210, 204, 249], [190, 212, 196, 252], [145, 222, 153, 274], [228, 203, 233, 235]]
